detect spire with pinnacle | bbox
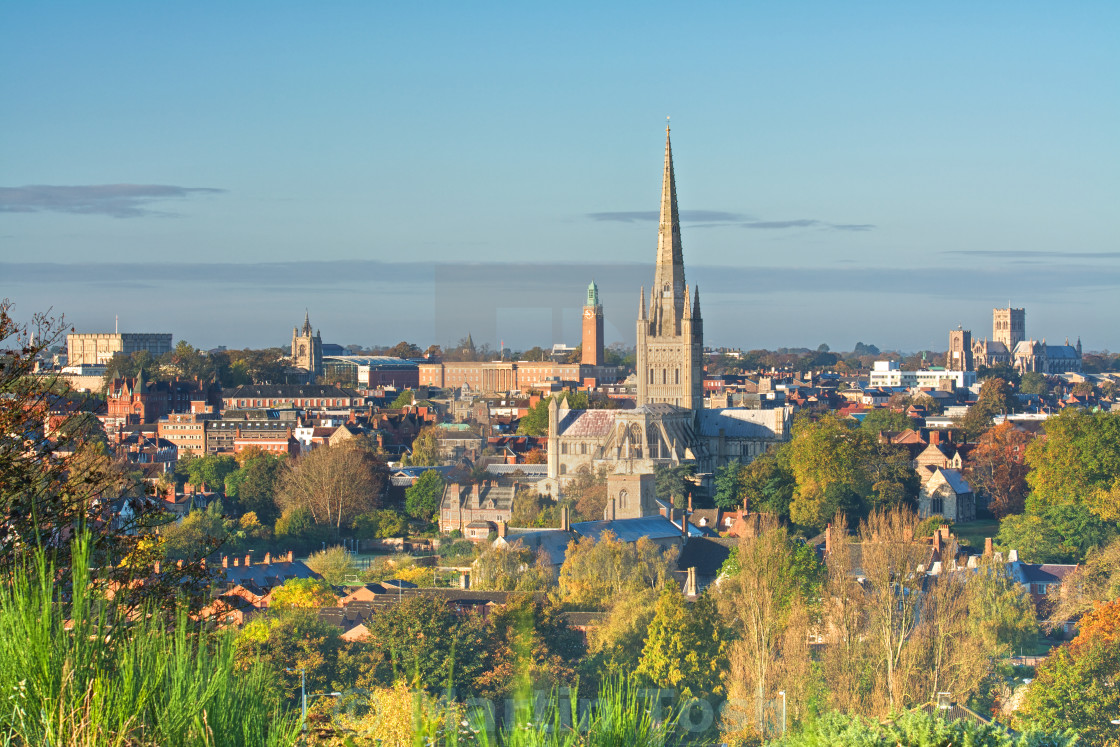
[302,309,312,335]
[651,122,686,335]
[638,286,647,321]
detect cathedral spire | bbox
[693,286,701,319]
[302,309,312,335]
[652,123,686,334]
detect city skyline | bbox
[3,2,1119,350]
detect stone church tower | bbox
[581,281,605,366]
[291,311,323,377]
[636,126,704,411]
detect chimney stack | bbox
[497,521,507,539]
[825,522,832,556]
[153,561,161,575]
[685,566,697,597]
[264,552,271,565]
[933,529,942,556]
[560,505,570,532]
[286,550,294,563]
[1008,549,1019,563]
[177,559,184,569]
[222,556,229,569]
[245,554,251,567]
[983,537,993,556]
[233,557,240,567]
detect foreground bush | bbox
[0,538,300,746]
[774,709,1077,747]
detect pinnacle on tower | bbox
[693,286,701,318]
[638,286,646,321]
[302,309,312,335]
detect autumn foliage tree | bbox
[964,421,1034,518]
[558,531,677,609]
[275,442,387,532]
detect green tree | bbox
[471,541,552,591]
[475,597,585,699]
[268,577,338,609]
[351,508,408,538]
[1019,600,1120,745]
[635,589,725,698]
[997,498,1118,564]
[586,587,659,682]
[655,463,697,509]
[978,376,1015,415]
[713,459,744,510]
[407,426,441,466]
[235,608,344,703]
[161,502,230,561]
[390,389,414,407]
[405,469,445,521]
[558,531,677,609]
[1019,371,1050,396]
[517,397,552,436]
[350,595,485,694]
[966,558,1039,655]
[859,408,916,434]
[1025,408,1120,522]
[739,451,796,517]
[304,546,359,586]
[224,451,284,524]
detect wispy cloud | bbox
[587,210,874,232]
[0,184,226,218]
[942,249,1120,260]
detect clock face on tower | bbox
[584,309,594,318]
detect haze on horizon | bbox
[2,2,1118,353]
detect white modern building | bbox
[867,360,976,391]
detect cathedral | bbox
[541,127,791,503]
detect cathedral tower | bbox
[581,281,605,366]
[291,310,323,377]
[636,126,704,410]
[993,307,1025,351]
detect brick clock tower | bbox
[581,281,605,366]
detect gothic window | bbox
[299,344,306,356]
[580,442,587,455]
[649,369,654,385]
[618,489,628,508]
[675,368,680,385]
[628,423,643,458]
[662,369,667,385]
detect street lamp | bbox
[285,668,342,736]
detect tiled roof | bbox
[558,409,617,437]
[676,537,737,578]
[572,515,703,543]
[935,468,972,495]
[498,529,577,566]
[1022,563,1078,584]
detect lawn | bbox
[952,519,1000,550]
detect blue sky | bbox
[3,2,1118,352]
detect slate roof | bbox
[1021,563,1078,584]
[696,408,781,438]
[498,529,578,566]
[219,560,320,590]
[935,468,972,495]
[571,515,704,543]
[486,464,549,477]
[676,537,737,578]
[557,409,616,437]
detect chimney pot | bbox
[222,556,229,569]
[153,561,161,575]
[245,554,251,566]
[264,552,271,564]
[176,559,184,569]
[983,537,993,556]
[233,558,239,567]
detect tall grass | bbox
[0,536,301,747]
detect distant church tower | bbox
[948,326,973,371]
[291,310,323,377]
[636,125,704,410]
[581,281,605,366]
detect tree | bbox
[1025,408,1120,522]
[739,451,795,517]
[390,389,414,408]
[517,397,551,436]
[304,546,359,585]
[565,466,608,521]
[224,451,284,525]
[351,508,408,538]
[235,608,344,701]
[997,498,1118,564]
[405,469,445,521]
[268,577,338,609]
[350,595,485,694]
[636,589,725,698]
[859,408,916,434]
[471,541,552,591]
[161,502,230,561]
[717,517,818,733]
[558,531,678,609]
[713,459,744,509]
[407,426,441,466]
[475,597,585,699]
[509,488,555,527]
[1020,371,1050,396]
[655,463,697,509]
[387,341,422,359]
[1049,535,1120,625]
[859,506,931,712]
[978,376,1015,416]
[785,415,917,530]
[587,587,660,682]
[964,422,1033,518]
[966,558,1039,655]
[275,442,387,532]
[1019,599,1120,745]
